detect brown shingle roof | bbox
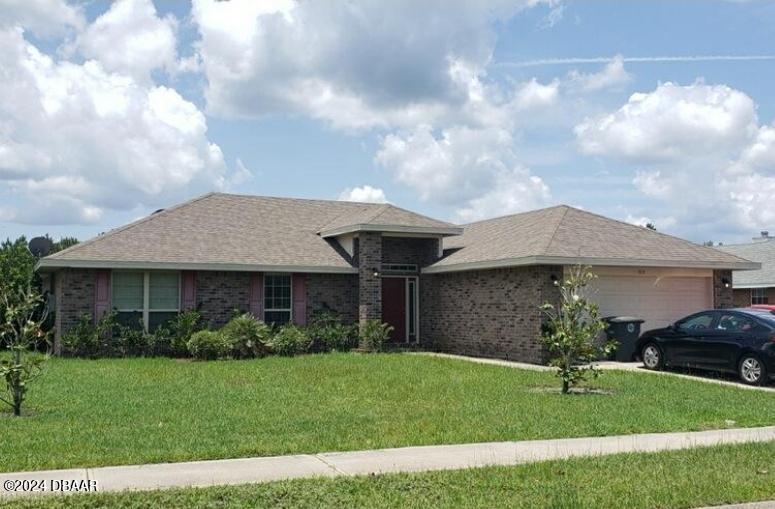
[42,193,369,271]
[41,193,460,272]
[318,202,461,237]
[426,205,757,272]
[40,197,756,273]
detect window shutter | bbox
[94,270,111,323]
[181,271,197,310]
[249,273,264,319]
[292,274,307,326]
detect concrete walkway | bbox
[415,352,775,392]
[2,426,774,498]
[697,503,775,509]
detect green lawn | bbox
[5,442,775,509]
[1,353,773,473]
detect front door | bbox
[381,277,407,343]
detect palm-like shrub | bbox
[221,313,271,358]
[358,320,393,353]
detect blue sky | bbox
[2,0,775,245]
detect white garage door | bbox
[591,275,713,332]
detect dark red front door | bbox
[381,277,406,343]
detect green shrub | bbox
[186,330,231,360]
[268,325,311,356]
[113,319,152,357]
[307,310,357,352]
[62,311,117,357]
[221,313,271,358]
[153,310,202,357]
[358,320,393,353]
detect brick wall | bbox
[195,271,251,328]
[420,265,562,364]
[358,232,382,324]
[732,289,750,307]
[381,237,438,268]
[713,269,734,309]
[306,273,358,323]
[53,268,96,351]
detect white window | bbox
[264,274,292,326]
[112,271,180,331]
[751,287,768,305]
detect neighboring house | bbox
[717,233,775,307]
[37,193,757,363]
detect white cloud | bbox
[0,27,227,224]
[338,185,388,203]
[190,0,550,129]
[575,81,775,240]
[0,0,84,37]
[71,0,177,81]
[575,81,758,163]
[376,124,549,221]
[568,55,632,92]
[513,78,560,110]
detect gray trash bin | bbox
[603,316,645,362]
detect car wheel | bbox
[738,355,767,385]
[641,343,663,370]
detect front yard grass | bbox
[2,353,773,473]
[5,442,775,509]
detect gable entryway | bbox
[381,275,419,343]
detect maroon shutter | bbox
[292,274,307,326]
[94,270,111,323]
[181,271,197,311]
[249,273,264,319]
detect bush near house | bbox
[358,319,394,352]
[268,324,312,356]
[187,330,232,360]
[60,309,379,361]
[220,313,272,358]
[62,310,203,358]
[307,310,358,352]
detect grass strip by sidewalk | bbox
[5,441,775,509]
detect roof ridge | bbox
[316,202,380,233]
[459,204,569,227]
[45,192,217,260]
[362,203,393,224]
[554,207,755,264]
[538,205,570,256]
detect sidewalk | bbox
[2,426,774,498]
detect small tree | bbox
[0,285,50,416]
[540,265,610,394]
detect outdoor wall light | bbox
[372,268,380,278]
[550,274,559,285]
[721,277,731,289]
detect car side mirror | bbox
[668,323,677,331]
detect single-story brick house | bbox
[718,233,775,307]
[37,193,757,363]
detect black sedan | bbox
[635,308,775,385]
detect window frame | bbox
[676,312,716,333]
[112,271,181,331]
[751,287,768,305]
[263,273,293,325]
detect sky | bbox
[1,0,775,246]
